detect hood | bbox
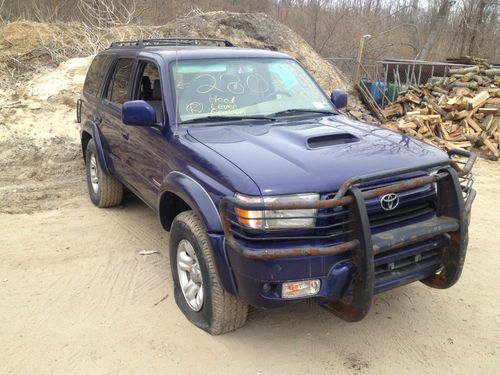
[187,115,449,195]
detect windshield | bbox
[171,58,335,123]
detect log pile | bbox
[382,64,500,160]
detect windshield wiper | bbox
[181,115,276,125]
[269,108,337,117]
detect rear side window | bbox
[83,54,112,97]
[106,58,134,106]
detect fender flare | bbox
[159,171,223,232]
[83,120,112,176]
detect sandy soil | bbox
[0,57,499,374]
[0,159,498,374]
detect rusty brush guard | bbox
[220,150,476,321]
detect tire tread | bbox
[176,211,248,335]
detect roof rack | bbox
[109,37,235,49]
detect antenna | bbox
[174,12,180,137]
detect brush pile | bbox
[382,64,500,160]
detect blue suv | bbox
[77,38,476,334]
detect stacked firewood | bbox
[382,65,500,160]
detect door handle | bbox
[121,132,129,140]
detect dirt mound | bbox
[0,12,348,92]
[161,11,348,92]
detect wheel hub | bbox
[89,153,99,194]
[177,239,204,311]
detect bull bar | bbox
[219,149,476,322]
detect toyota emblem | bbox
[380,193,399,211]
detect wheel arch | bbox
[158,171,222,233]
[81,120,111,175]
[81,130,92,162]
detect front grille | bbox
[325,181,437,234]
[368,201,435,231]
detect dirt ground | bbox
[0,158,498,374]
[0,57,499,374]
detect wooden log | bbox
[486,98,500,105]
[431,91,445,98]
[449,66,480,75]
[481,114,494,132]
[423,96,448,117]
[485,103,500,110]
[467,91,490,110]
[454,87,473,97]
[406,110,421,116]
[382,122,399,131]
[466,117,483,133]
[398,121,418,129]
[478,108,499,114]
[474,113,485,121]
[432,86,449,95]
[484,68,500,76]
[463,134,482,146]
[486,88,500,97]
[382,103,404,118]
[449,81,478,90]
[438,123,451,140]
[471,75,484,85]
[444,141,470,151]
[484,139,499,157]
[445,110,468,121]
[453,141,472,148]
[404,92,422,104]
[485,118,500,136]
[461,72,475,82]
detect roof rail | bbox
[109,37,235,49]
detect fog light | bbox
[282,279,321,299]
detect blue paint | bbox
[78,44,464,311]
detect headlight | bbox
[235,193,319,230]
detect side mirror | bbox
[330,89,348,109]
[122,100,156,126]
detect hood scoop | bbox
[307,133,359,149]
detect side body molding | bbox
[159,171,223,232]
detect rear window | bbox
[83,54,112,97]
[105,58,134,106]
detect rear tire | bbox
[170,211,248,335]
[85,139,123,208]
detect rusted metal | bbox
[323,186,374,322]
[421,167,468,289]
[227,239,359,260]
[362,175,437,200]
[372,216,459,255]
[448,149,477,177]
[333,149,476,200]
[226,195,352,211]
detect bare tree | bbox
[77,0,137,27]
[420,0,453,60]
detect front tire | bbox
[85,139,123,208]
[170,211,248,335]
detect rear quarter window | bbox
[83,54,112,97]
[105,58,134,106]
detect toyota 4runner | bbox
[77,38,476,335]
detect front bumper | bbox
[219,150,476,320]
